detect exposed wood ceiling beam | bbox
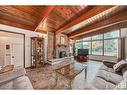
[55,6,114,34]
[36,29,47,34]
[69,10,127,39]
[72,23,127,40]
[34,6,55,32]
[56,6,95,31]
[47,17,61,26]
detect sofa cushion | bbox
[99,65,115,73]
[106,81,116,89]
[122,66,127,81]
[0,68,26,85]
[92,77,107,89]
[13,76,33,89]
[113,60,127,72]
[89,61,125,90]
[96,68,123,85]
[99,65,109,71]
[96,69,107,80]
[107,71,123,85]
[103,61,116,68]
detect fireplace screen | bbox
[59,51,66,58]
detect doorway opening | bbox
[0,30,25,68]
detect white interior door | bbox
[5,44,11,66]
[0,43,12,66]
[11,44,24,67]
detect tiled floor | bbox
[26,60,102,89]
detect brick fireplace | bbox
[55,33,69,58]
[47,32,70,60]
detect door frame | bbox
[0,30,25,68]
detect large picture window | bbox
[83,41,91,54]
[104,31,119,57]
[75,42,83,55]
[74,30,120,57]
[104,39,118,56]
[91,34,103,55]
[92,34,103,40]
[75,42,82,49]
[92,41,103,55]
[104,31,119,39]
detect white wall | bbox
[0,24,47,68]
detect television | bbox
[78,49,89,55]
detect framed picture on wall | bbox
[60,36,65,44]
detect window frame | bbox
[82,40,92,55]
[103,37,120,57]
[74,30,121,57]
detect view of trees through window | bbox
[92,41,103,55]
[104,39,118,56]
[75,42,83,55]
[75,30,120,57]
[83,42,91,54]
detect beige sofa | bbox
[85,61,127,89]
[0,67,33,89]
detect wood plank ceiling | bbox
[37,5,90,33]
[0,5,127,39]
[0,6,47,31]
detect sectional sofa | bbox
[85,61,127,89]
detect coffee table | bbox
[55,63,87,89]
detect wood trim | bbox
[0,29,24,35]
[36,29,47,34]
[71,24,121,40]
[23,34,25,68]
[56,6,114,34]
[69,10,127,39]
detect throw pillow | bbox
[113,60,127,72]
[103,60,116,68]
